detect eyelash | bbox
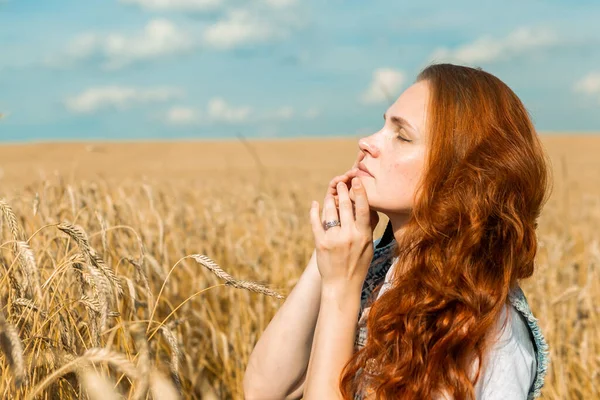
[395,129,412,142]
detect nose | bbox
[358,135,380,158]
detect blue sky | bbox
[1,0,600,142]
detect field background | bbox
[0,135,598,399]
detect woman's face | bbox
[351,80,430,216]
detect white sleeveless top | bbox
[357,257,538,399]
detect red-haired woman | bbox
[244,63,551,400]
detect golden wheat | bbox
[0,137,597,398]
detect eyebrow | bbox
[383,113,419,134]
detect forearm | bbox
[304,284,362,399]
[244,249,322,397]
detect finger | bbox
[339,172,358,198]
[328,172,355,210]
[323,194,340,227]
[351,177,371,231]
[330,174,352,207]
[344,172,355,190]
[327,176,341,193]
[327,174,351,196]
[324,197,340,220]
[324,176,342,221]
[326,178,343,206]
[324,181,341,220]
[336,181,354,229]
[347,172,360,202]
[322,200,341,223]
[310,201,324,241]
[348,187,378,231]
[345,168,360,188]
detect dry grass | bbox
[0,136,598,398]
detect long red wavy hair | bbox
[338,63,553,399]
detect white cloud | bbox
[49,4,303,69]
[65,34,99,60]
[207,98,252,123]
[278,106,294,119]
[261,106,321,121]
[49,19,194,70]
[164,102,320,125]
[165,98,252,125]
[263,106,294,120]
[574,72,600,95]
[429,27,559,65]
[203,9,286,49]
[263,0,297,8]
[120,0,293,12]
[101,19,193,69]
[166,106,199,124]
[304,107,320,119]
[65,86,183,114]
[361,68,406,104]
[120,0,222,12]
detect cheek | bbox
[388,158,423,185]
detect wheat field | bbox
[0,136,598,399]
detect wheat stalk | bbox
[27,347,140,399]
[160,325,182,393]
[32,192,40,217]
[130,324,150,400]
[191,254,285,299]
[125,257,154,319]
[150,368,181,400]
[78,369,121,400]
[15,241,43,300]
[0,199,24,241]
[0,139,594,399]
[0,312,26,387]
[12,298,48,319]
[57,222,123,296]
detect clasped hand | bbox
[310,173,374,292]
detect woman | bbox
[243,63,551,399]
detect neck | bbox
[386,212,412,245]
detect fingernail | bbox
[352,178,361,188]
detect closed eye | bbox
[395,128,412,143]
[384,113,414,143]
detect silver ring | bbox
[323,220,341,231]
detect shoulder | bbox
[474,303,537,399]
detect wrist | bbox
[320,282,362,304]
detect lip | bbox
[357,162,373,177]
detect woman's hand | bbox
[324,151,379,233]
[310,176,375,292]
